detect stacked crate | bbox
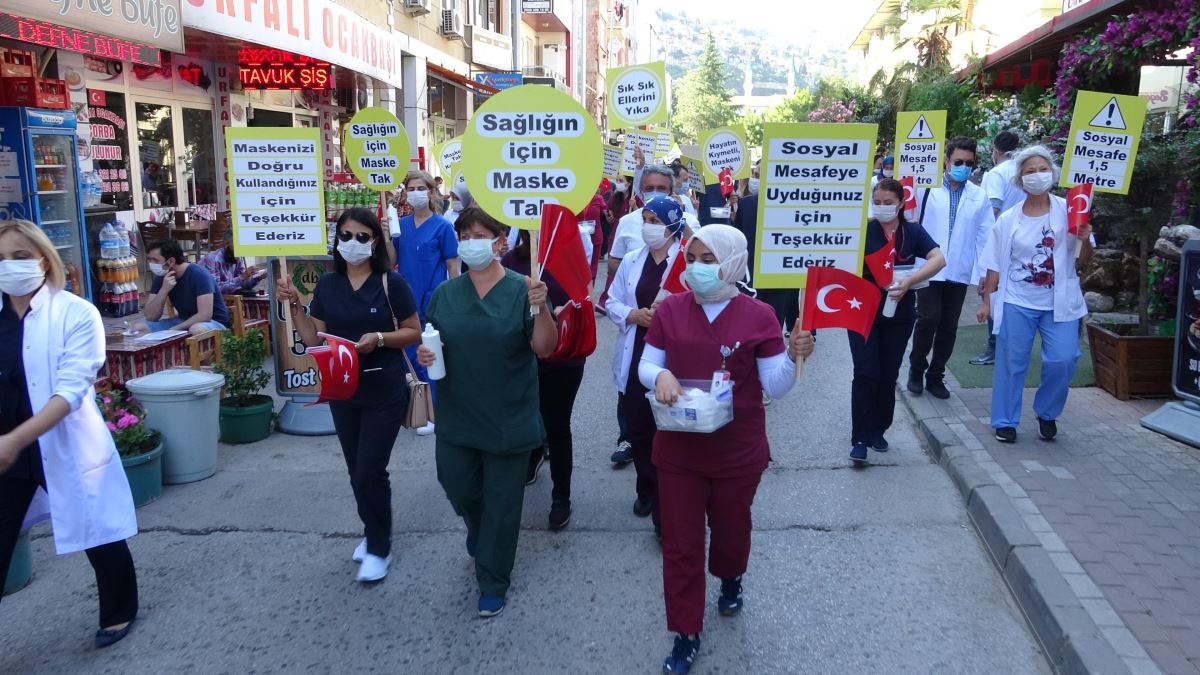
[0,48,68,110]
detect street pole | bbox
[511,0,522,72]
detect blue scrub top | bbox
[392,213,458,319]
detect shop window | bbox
[429,77,458,120]
[135,102,177,209]
[87,90,133,211]
[182,108,217,207]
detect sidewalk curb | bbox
[898,388,1130,675]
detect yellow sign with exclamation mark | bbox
[1061,90,1148,195]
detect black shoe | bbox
[869,435,889,452]
[95,621,134,649]
[994,427,1017,443]
[1037,417,1057,441]
[925,378,950,400]
[663,634,701,674]
[526,451,545,486]
[610,440,634,466]
[969,349,995,365]
[549,499,571,530]
[850,442,869,465]
[907,371,924,395]
[718,576,744,617]
[634,498,653,518]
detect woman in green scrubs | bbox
[417,206,558,618]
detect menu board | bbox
[87,89,132,210]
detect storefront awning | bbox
[429,63,499,96]
[978,0,1138,72]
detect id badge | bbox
[711,369,731,394]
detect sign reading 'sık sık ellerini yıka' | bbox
[227,127,327,256]
[753,123,877,289]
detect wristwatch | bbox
[376,332,385,348]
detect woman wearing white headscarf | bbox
[637,224,815,675]
[977,145,1093,444]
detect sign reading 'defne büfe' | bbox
[461,85,603,230]
[227,127,327,256]
[9,0,183,52]
[753,123,877,289]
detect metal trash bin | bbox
[126,368,225,484]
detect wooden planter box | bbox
[1086,322,1174,400]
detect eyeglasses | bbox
[337,231,373,244]
[951,159,975,167]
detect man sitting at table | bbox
[201,229,265,296]
[138,239,231,335]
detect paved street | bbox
[2,289,1048,674]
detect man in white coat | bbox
[907,138,996,399]
[970,130,1024,365]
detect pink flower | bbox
[116,414,139,429]
[106,421,118,432]
[102,396,112,405]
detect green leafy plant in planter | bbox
[213,329,274,444]
[96,387,163,507]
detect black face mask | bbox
[223,245,236,264]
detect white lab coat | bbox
[11,286,137,554]
[606,240,682,394]
[913,180,995,284]
[981,195,1088,334]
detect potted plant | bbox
[214,329,274,444]
[96,387,164,507]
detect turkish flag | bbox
[306,333,360,404]
[801,266,882,339]
[900,176,917,211]
[538,205,590,304]
[864,242,896,289]
[1067,183,1093,236]
[659,238,689,295]
[719,167,734,197]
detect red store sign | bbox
[0,13,161,67]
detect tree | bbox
[672,33,736,144]
[882,0,964,71]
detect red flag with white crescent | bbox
[900,176,917,212]
[801,266,881,339]
[660,238,689,295]
[864,241,896,289]
[719,167,734,198]
[1067,183,1093,236]
[306,333,360,404]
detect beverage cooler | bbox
[0,106,89,298]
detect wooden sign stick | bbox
[280,257,295,343]
[794,288,806,380]
[529,229,541,316]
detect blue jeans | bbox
[145,317,227,333]
[991,304,1080,429]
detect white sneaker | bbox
[352,538,367,563]
[356,553,390,582]
[416,422,436,436]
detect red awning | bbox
[978,0,1139,72]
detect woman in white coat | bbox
[606,196,685,537]
[977,147,1093,444]
[0,219,139,648]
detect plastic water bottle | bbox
[882,283,899,318]
[99,221,119,260]
[115,221,130,257]
[421,323,446,380]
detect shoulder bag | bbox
[381,273,434,428]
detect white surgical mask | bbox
[641,223,669,249]
[748,177,760,195]
[882,169,894,178]
[337,239,374,265]
[459,238,497,269]
[408,190,430,210]
[0,259,46,296]
[149,262,167,277]
[873,204,900,222]
[1021,171,1054,195]
[615,183,628,193]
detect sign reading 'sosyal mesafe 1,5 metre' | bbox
[461,85,603,230]
[227,127,327,256]
[894,110,946,189]
[753,123,877,289]
[1061,90,1148,195]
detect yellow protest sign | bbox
[699,126,750,183]
[603,145,622,179]
[622,131,657,176]
[606,61,669,129]
[227,127,327,256]
[435,138,463,178]
[461,85,603,229]
[894,110,946,189]
[1061,90,1148,194]
[343,107,410,192]
[753,123,877,289]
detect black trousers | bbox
[848,317,917,444]
[530,365,585,501]
[758,289,800,332]
[329,396,406,558]
[618,378,659,527]
[0,473,138,629]
[910,281,969,381]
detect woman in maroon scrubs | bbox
[640,224,815,675]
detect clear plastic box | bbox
[645,379,734,433]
